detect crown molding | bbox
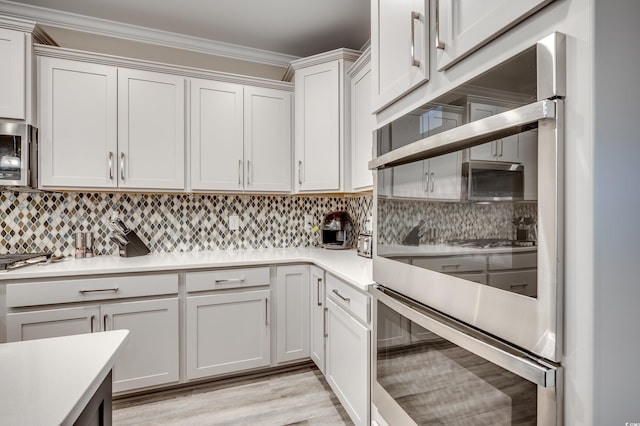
[347,46,371,78]
[282,48,362,82]
[0,0,299,67]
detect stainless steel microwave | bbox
[0,122,37,188]
[462,160,524,201]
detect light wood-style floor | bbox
[113,365,353,426]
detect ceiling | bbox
[1,0,371,62]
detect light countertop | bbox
[0,330,129,426]
[0,248,374,291]
[377,243,537,257]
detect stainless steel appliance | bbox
[462,160,524,201]
[321,211,354,249]
[369,32,565,425]
[356,232,373,258]
[0,122,37,188]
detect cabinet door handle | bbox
[108,152,113,180]
[214,277,245,284]
[441,264,461,270]
[430,172,435,192]
[265,298,269,326]
[103,314,108,331]
[510,283,528,289]
[238,159,243,186]
[499,140,504,157]
[120,152,125,180]
[423,170,429,192]
[323,307,328,337]
[317,278,323,307]
[247,160,251,186]
[79,288,119,294]
[410,11,422,67]
[90,315,96,333]
[298,160,303,185]
[332,289,350,303]
[435,0,445,49]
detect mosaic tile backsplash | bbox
[1,191,373,257]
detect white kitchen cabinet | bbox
[468,103,519,162]
[190,80,291,192]
[347,49,374,192]
[243,86,292,192]
[118,68,185,190]
[6,297,180,394]
[102,298,179,393]
[275,265,310,363]
[371,0,429,112]
[0,28,25,120]
[435,0,557,70]
[292,49,359,193]
[186,290,271,380]
[309,265,326,373]
[39,58,185,190]
[39,57,118,188]
[325,297,370,426]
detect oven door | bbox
[370,285,561,426]
[371,32,564,362]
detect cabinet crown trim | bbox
[283,48,361,81]
[0,15,56,45]
[34,45,294,91]
[346,47,371,78]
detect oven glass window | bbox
[376,301,537,425]
[376,46,539,298]
[0,134,23,181]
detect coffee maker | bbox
[321,211,354,249]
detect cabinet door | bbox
[244,86,292,192]
[350,61,374,191]
[118,69,185,190]
[371,0,429,112]
[295,61,340,192]
[186,290,270,380]
[390,114,427,198]
[190,79,244,191]
[427,151,461,200]
[276,265,310,363]
[6,305,99,342]
[0,28,25,119]
[325,298,370,426]
[39,57,118,188]
[102,298,179,393]
[309,265,325,373]
[436,0,556,70]
[468,103,519,162]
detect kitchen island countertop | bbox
[0,330,129,425]
[0,248,374,291]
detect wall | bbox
[0,191,372,257]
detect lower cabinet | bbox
[6,298,179,393]
[185,290,271,380]
[275,265,310,363]
[309,265,326,373]
[325,297,370,426]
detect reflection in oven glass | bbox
[377,313,537,425]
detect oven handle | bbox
[369,285,558,387]
[369,99,557,170]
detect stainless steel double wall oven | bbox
[369,33,565,425]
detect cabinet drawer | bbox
[412,255,486,273]
[186,267,270,292]
[488,252,537,270]
[325,273,370,324]
[488,270,537,297]
[6,273,178,308]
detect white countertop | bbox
[377,243,537,257]
[0,248,374,291]
[0,330,129,426]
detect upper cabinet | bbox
[371,0,429,113]
[0,28,25,120]
[347,49,374,192]
[289,49,360,193]
[39,57,185,190]
[190,80,292,193]
[435,0,557,70]
[0,17,55,123]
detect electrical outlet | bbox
[304,215,314,231]
[229,215,239,231]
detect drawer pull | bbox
[510,283,528,289]
[79,288,119,294]
[214,278,245,284]
[90,315,96,333]
[332,289,350,303]
[441,264,461,269]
